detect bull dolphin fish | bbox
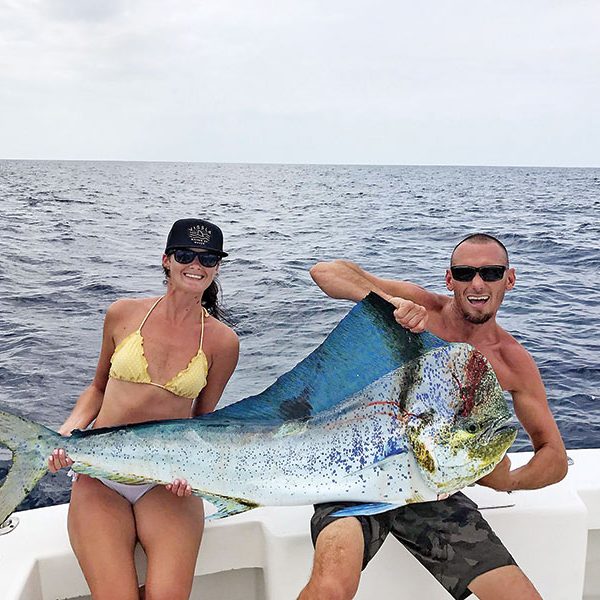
[0,294,517,525]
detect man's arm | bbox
[310,260,445,333]
[478,347,568,491]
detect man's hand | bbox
[388,297,428,333]
[477,456,515,492]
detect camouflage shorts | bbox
[311,492,517,600]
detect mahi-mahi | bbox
[0,294,517,524]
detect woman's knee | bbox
[143,579,194,600]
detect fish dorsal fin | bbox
[68,418,194,438]
[198,293,449,426]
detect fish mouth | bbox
[481,415,517,445]
[455,418,517,481]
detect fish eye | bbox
[465,422,479,434]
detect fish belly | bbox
[66,391,440,507]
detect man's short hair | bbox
[451,234,509,266]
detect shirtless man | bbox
[299,233,568,600]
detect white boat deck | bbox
[1,449,599,600]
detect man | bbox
[299,233,567,600]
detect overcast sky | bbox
[1,0,599,166]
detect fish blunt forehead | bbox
[450,237,509,267]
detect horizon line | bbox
[0,157,599,169]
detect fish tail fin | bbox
[0,410,59,525]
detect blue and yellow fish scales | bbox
[0,294,516,523]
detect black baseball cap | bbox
[165,219,228,257]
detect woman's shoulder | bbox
[208,317,239,349]
[105,296,162,323]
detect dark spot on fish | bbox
[394,358,421,410]
[279,388,313,420]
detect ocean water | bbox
[0,160,598,511]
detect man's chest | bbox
[428,316,516,392]
[480,353,515,392]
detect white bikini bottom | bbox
[69,469,158,504]
[97,478,157,504]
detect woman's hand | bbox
[166,478,193,497]
[47,448,74,473]
[48,425,76,474]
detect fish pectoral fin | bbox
[193,489,260,520]
[331,502,402,517]
[345,449,407,477]
[273,421,309,438]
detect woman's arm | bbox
[192,325,240,417]
[48,301,120,472]
[57,384,105,435]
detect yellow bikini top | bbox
[109,297,208,399]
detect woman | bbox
[48,218,239,600]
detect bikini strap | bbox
[200,307,209,350]
[138,296,164,331]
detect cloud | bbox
[42,0,127,23]
[0,0,599,165]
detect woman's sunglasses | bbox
[450,265,507,282]
[171,249,221,268]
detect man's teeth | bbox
[184,273,204,280]
[468,296,489,302]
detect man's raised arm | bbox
[310,260,443,334]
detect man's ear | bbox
[505,267,516,291]
[445,269,454,291]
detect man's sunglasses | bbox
[450,265,507,282]
[171,249,221,268]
